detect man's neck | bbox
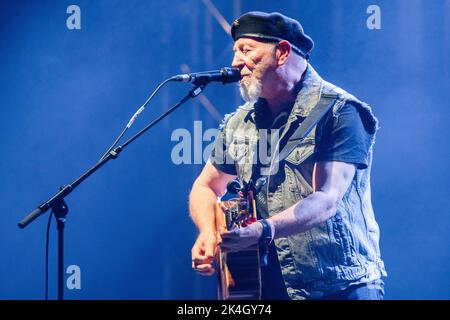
[262,77,303,117]
[260,63,307,117]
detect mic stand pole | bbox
[18,83,207,300]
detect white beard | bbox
[239,75,262,103]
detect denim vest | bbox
[219,65,387,299]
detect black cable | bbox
[45,210,54,300]
[98,77,174,162]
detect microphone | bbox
[170,67,242,85]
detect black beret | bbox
[231,11,314,59]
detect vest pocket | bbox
[329,213,359,267]
[228,136,251,164]
[284,137,315,166]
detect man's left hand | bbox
[219,222,263,253]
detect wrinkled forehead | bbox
[232,37,277,51]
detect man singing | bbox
[189,11,386,300]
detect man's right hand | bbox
[191,231,218,276]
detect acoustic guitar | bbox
[215,180,262,300]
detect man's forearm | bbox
[268,191,338,239]
[189,182,219,234]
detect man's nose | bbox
[231,52,245,69]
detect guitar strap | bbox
[265,92,339,175]
[250,92,339,213]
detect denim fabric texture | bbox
[213,65,387,299]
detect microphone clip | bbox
[170,67,241,86]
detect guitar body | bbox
[215,196,262,300]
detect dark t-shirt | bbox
[210,100,373,299]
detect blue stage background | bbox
[0,0,448,299]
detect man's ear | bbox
[276,40,291,66]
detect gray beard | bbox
[239,76,262,103]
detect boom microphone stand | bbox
[18,82,207,300]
